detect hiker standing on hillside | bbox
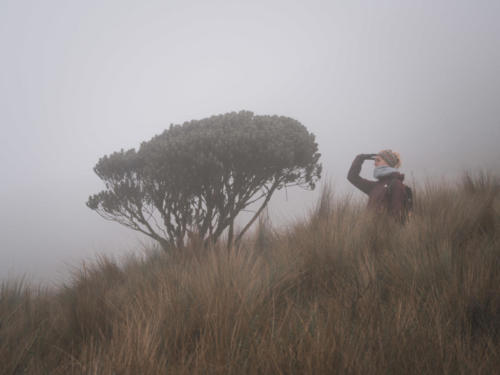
[347,150,410,222]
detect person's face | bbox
[374,155,389,167]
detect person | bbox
[347,150,408,222]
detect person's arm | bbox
[347,154,376,195]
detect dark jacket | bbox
[347,155,407,218]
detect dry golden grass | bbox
[1,173,499,374]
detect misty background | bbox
[1,0,499,284]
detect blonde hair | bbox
[378,149,401,168]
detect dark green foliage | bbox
[87,111,321,249]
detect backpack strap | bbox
[385,178,408,207]
[385,178,399,196]
[386,179,413,222]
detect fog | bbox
[1,0,499,284]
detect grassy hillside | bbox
[1,174,499,374]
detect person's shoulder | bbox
[388,174,406,189]
[390,172,405,183]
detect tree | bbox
[87,111,321,250]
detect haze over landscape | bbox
[1,0,499,284]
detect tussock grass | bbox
[1,173,500,374]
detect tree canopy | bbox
[87,111,321,250]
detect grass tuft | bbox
[2,173,500,374]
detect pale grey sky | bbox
[1,0,499,284]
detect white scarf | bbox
[373,165,398,180]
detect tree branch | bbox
[234,180,280,246]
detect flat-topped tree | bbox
[87,111,321,250]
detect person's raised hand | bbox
[357,153,377,160]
